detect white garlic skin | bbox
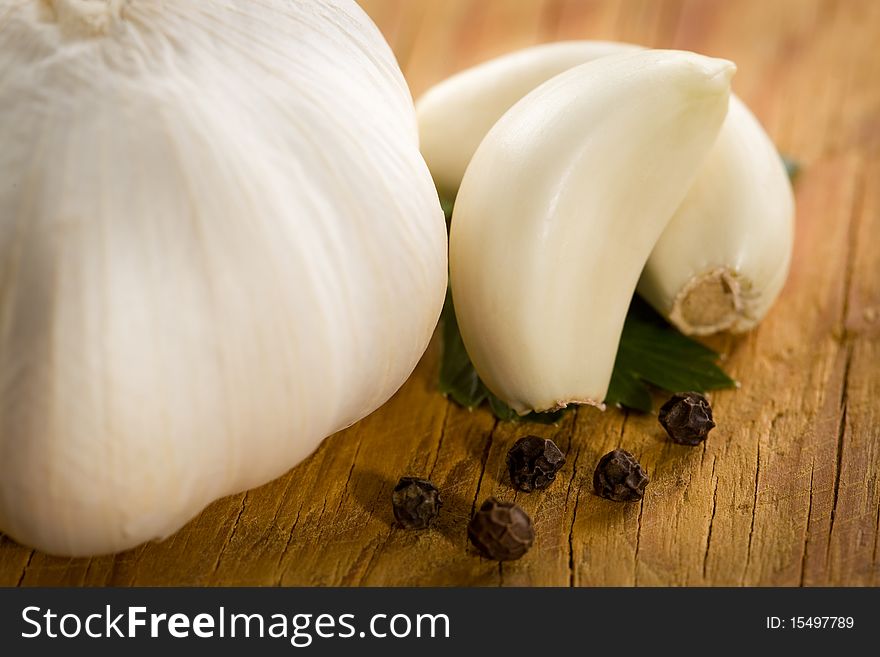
[450,51,733,414]
[0,0,447,556]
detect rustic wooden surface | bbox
[1,0,878,586]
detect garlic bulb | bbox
[450,51,734,414]
[0,0,446,556]
[419,41,794,336]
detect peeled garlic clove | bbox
[0,0,446,556]
[416,41,641,196]
[449,51,734,414]
[418,41,795,336]
[637,96,795,334]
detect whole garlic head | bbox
[0,0,446,556]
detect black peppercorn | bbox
[658,392,716,446]
[391,477,442,529]
[467,498,534,560]
[506,435,566,492]
[593,449,649,502]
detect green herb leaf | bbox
[486,391,518,421]
[604,297,736,411]
[781,154,801,181]
[440,193,455,223]
[606,365,654,413]
[439,291,571,423]
[439,291,735,418]
[439,289,487,410]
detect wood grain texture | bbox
[1,0,878,586]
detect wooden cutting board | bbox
[2,0,878,586]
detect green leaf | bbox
[439,289,487,409]
[439,290,570,423]
[439,193,455,225]
[439,290,735,418]
[781,154,801,182]
[606,365,654,413]
[604,298,736,411]
[486,392,519,421]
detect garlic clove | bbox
[449,50,734,414]
[637,96,795,334]
[416,40,642,197]
[418,41,794,337]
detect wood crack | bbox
[702,459,718,580]
[428,403,451,479]
[470,419,498,517]
[560,408,581,587]
[634,500,644,587]
[565,436,582,585]
[816,151,864,582]
[799,462,815,586]
[16,550,34,587]
[615,411,644,585]
[567,481,582,587]
[274,505,303,584]
[265,469,300,533]
[334,436,365,516]
[744,442,761,584]
[826,343,852,566]
[211,492,248,575]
